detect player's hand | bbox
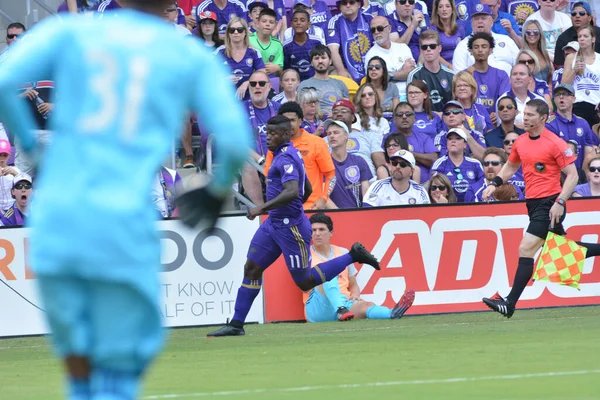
[482,185,496,202]
[37,102,53,116]
[19,89,39,100]
[499,19,513,33]
[246,206,263,220]
[175,186,226,231]
[549,202,565,229]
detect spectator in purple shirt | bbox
[452,71,493,134]
[572,157,600,198]
[388,0,431,61]
[283,9,321,81]
[196,0,247,36]
[434,100,487,159]
[405,80,442,140]
[298,88,324,135]
[308,0,332,33]
[430,0,465,69]
[0,173,31,227]
[95,0,121,13]
[464,147,524,202]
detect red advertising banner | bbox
[263,199,600,322]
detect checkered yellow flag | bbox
[534,232,587,290]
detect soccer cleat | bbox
[349,242,380,270]
[482,292,515,318]
[391,288,415,319]
[175,186,225,230]
[206,321,245,337]
[336,306,354,321]
[183,155,196,169]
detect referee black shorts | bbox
[526,194,566,239]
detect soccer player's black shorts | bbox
[526,194,566,239]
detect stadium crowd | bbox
[1,0,600,225]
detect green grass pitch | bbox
[1,306,599,400]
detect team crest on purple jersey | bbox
[345,165,360,183]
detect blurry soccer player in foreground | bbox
[0,1,252,398]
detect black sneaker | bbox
[482,292,515,318]
[391,288,415,319]
[349,243,380,270]
[206,320,245,337]
[336,306,354,321]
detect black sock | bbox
[576,242,600,258]
[229,319,244,329]
[506,257,534,306]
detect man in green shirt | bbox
[249,8,284,77]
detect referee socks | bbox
[506,257,534,306]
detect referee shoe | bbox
[482,292,515,318]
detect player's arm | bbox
[260,179,300,212]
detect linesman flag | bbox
[534,232,587,290]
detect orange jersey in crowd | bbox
[508,128,575,199]
[264,129,335,209]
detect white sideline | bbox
[143,370,600,399]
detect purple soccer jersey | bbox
[215,45,265,98]
[330,153,373,208]
[327,13,374,82]
[413,111,443,140]
[546,113,598,169]
[533,78,550,98]
[464,178,525,202]
[283,36,321,81]
[508,165,524,189]
[474,66,511,115]
[435,128,487,157]
[405,131,438,183]
[574,183,593,197]
[361,2,385,16]
[463,103,493,134]
[310,0,332,33]
[95,0,120,12]
[431,25,465,63]
[245,99,280,155]
[431,156,484,202]
[0,204,25,227]
[387,12,431,61]
[196,0,247,35]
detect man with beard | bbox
[298,45,349,118]
[464,147,524,202]
[1,173,31,227]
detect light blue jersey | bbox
[0,11,252,284]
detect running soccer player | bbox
[482,99,600,318]
[207,116,381,337]
[0,1,252,399]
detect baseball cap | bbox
[563,41,580,52]
[247,0,269,11]
[442,100,464,111]
[198,10,217,22]
[471,3,492,17]
[293,0,313,8]
[323,119,350,134]
[554,83,575,96]
[446,128,468,141]
[332,99,356,113]
[0,139,11,155]
[571,1,592,15]
[389,149,416,168]
[12,173,32,189]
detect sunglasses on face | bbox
[518,59,535,65]
[340,0,358,6]
[396,0,416,4]
[503,139,516,145]
[497,104,515,111]
[370,25,389,34]
[525,29,540,36]
[394,111,415,117]
[590,166,600,173]
[483,160,502,167]
[443,109,463,116]
[361,91,376,98]
[368,64,383,71]
[571,11,588,16]
[386,142,401,149]
[228,27,245,34]
[249,80,268,87]
[391,159,410,168]
[6,33,20,39]
[542,0,555,2]
[430,185,447,191]
[420,43,438,50]
[14,183,32,190]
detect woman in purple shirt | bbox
[430,0,465,69]
[407,80,443,140]
[572,158,600,198]
[214,18,266,100]
[452,71,493,134]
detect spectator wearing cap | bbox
[327,0,374,83]
[263,102,335,210]
[195,11,224,48]
[546,83,598,172]
[552,41,578,90]
[388,0,431,61]
[363,150,430,206]
[453,3,518,75]
[364,16,415,100]
[464,147,524,202]
[323,119,372,208]
[328,99,386,179]
[523,0,572,61]
[387,102,438,183]
[407,30,455,112]
[0,140,20,211]
[283,0,327,44]
[434,101,487,159]
[247,0,268,33]
[283,10,322,81]
[497,63,544,127]
[196,0,247,37]
[486,95,525,148]
[0,173,31,227]
[249,8,284,77]
[554,2,600,68]
[474,0,522,47]
[431,128,484,202]
[298,45,349,117]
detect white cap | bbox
[563,41,580,52]
[323,119,350,135]
[389,149,416,168]
[446,128,468,141]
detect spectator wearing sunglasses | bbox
[164,1,192,35]
[502,131,525,188]
[283,9,322,81]
[365,56,400,123]
[435,100,487,159]
[388,0,431,61]
[427,173,457,203]
[364,16,415,101]
[521,20,553,83]
[464,147,524,202]
[363,149,430,206]
[516,49,553,109]
[0,23,26,63]
[486,95,525,147]
[407,30,455,112]
[572,157,600,197]
[523,0,572,61]
[195,0,247,37]
[554,2,600,68]
[0,173,31,227]
[431,127,484,202]
[327,0,374,83]
[378,133,422,181]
